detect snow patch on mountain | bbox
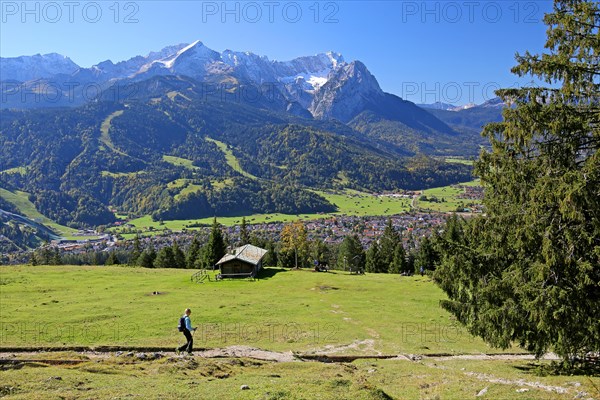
[0,53,79,82]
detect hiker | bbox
[420,266,424,276]
[176,308,196,355]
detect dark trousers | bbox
[178,329,193,353]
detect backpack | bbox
[177,316,186,332]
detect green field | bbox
[415,180,481,212]
[0,188,78,238]
[162,155,198,170]
[1,266,596,399]
[120,190,412,234]
[0,166,27,175]
[100,170,145,178]
[444,157,475,166]
[0,266,491,354]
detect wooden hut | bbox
[215,244,268,279]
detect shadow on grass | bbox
[514,360,600,378]
[257,267,289,280]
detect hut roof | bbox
[216,244,268,266]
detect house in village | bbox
[216,244,268,279]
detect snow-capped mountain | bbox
[418,101,478,112]
[417,102,458,111]
[479,97,505,108]
[1,41,352,116]
[85,43,189,81]
[0,53,79,82]
[131,41,345,104]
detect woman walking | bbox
[176,308,196,355]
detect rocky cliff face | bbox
[309,61,385,122]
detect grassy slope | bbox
[0,188,77,238]
[1,265,496,355]
[0,356,590,400]
[99,110,128,156]
[0,166,27,175]
[205,137,259,180]
[162,155,198,170]
[2,266,596,400]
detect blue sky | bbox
[1,1,553,105]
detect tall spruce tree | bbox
[337,234,365,271]
[379,218,401,272]
[172,241,186,269]
[186,235,201,269]
[239,217,250,245]
[390,242,407,274]
[202,217,226,268]
[434,0,599,365]
[130,235,142,266]
[365,241,385,273]
[154,246,175,268]
[414,236,438,273]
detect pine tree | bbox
[105,251,120,266]
[390,242,406,274]
[379,218,401,273]
[130,235,142,266]
[186,235,201,269]
[239,217,250,245]
[50,247,61,265]
[435,0,600,366]
[310,238,331,265]
[202,217,226,269]
[138,249,155,268]
[172,241,186,269]
[337,234,365,272]
[414,236,438,274]
[154,246,175,268]
[263,240,278,267]
[365,241,385,273]
[137,245,157,268]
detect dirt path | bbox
[0,346,560,364]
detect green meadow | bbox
[120,190,412,235]
[0,188,78,238]
[1,265,487,354]
[414,180,482,212]
[1,266,597,400]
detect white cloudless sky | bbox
[0,1,554,104]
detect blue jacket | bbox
[183,315,193,331]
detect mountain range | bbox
[0,41,502,230]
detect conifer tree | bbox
[202,217,226,268]
[365,241,385,273]
[379,218,401,272]
[239,217,250,245]
[390,242,406,274]
[130,235,142,266]
[337,234,365,271]
[435,0,599,366]
[186,235,201,269]
[154,246,175,268]
[172,241,186,269]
